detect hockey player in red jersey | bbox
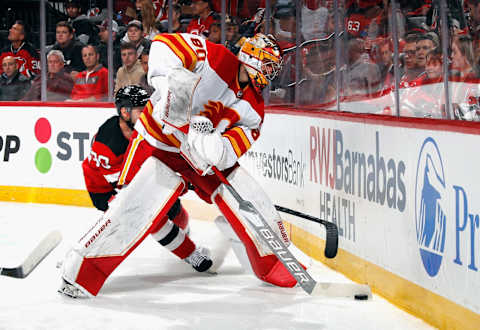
[82,85,188,234]
[59,33,310,298]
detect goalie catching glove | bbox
[180,116,231,175]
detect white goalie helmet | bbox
[238,33,283,92]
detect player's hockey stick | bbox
[213,167,371,298]
[274,205,338,259]
[0,230,62,279]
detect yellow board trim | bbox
[283,222,480,330]
[0,185,92,207]
[1,185,478,329]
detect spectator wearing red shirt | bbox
[187,0,218,38]
[0,20,40,79]
[345,0,384,39]
[70,45,109,102]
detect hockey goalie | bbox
[59,32,310,298]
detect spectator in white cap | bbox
[122,20,151,59]
[97,19,122,73]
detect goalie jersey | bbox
[82,116,129,211]
[136,33,263,163]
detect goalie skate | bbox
[58,279,90,299]
[185,246,213,272]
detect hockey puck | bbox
[354,294,368,300]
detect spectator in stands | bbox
[416,33,438,72]
[0,20,40,79]
[115,43,144,94]
[402,48,445,118]
[136,0,171,23]
[377,38,397,88]
[225,16,245,55]
[135,0,160,40]
[49,21,85,78]
[344,0,384,39]
[400,34,423,86]
[65,0,98,45]
[300,42,336,105]
[0,56,30,101]
[122,20,151,59]
[22,50,74,101]
[187,0,218,38]
[139,50,154,95]
[158,4,185,33]
[70,45,108,101]
[424,48,443,82]
[450,35,479,80]
[343,38,381,97]
[466,0,480,59]
[115,0,138,25]
[301,0,330,40]
[97,19,122,74]
[273,0,297,49]
[208,21,222,44]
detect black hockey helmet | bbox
[115,85,149,114]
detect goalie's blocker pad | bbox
[151,67,201,134]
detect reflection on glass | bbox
[0,0,477,121]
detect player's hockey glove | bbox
[180,116,228,175]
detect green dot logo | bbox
[34,118,52,173]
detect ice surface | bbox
[0,202,434,330]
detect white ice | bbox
[0,202,434,330]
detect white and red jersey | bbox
[0,42,40,79]
[186,13,217,38]
[152,0,168,22]
[135,33,263,171]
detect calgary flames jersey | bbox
[137,33,263,163]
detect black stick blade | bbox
[324,222,338,258]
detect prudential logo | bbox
[415,137,447,277]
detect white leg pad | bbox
[213,166,290,257]
[61,157,185,296]
[214,216,253,274]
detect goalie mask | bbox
[238,33,283,92]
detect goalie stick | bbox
[212,167,371,298]
[0,230,62,279]
[274,205,338,259]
